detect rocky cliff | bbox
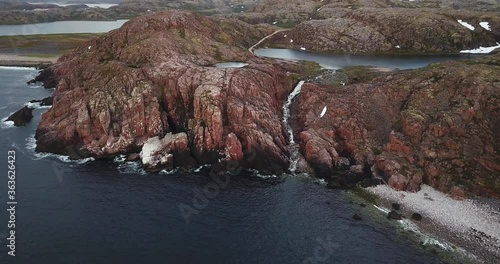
[293,53,500,198]
[33,10,499,198]
[34,11,308,174]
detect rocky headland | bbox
[28,10,499,200]
[33,11,314,175]
[293,54,500,198]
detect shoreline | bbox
[0,54,57,68]
[366,185,500,263]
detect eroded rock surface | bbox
[267,8,500,54]
[34,11,299,174]
[7,106,33,127]
[293,54,500,197]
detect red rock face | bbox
[32,10,500,198]
[293,59,500,198]
[35,11,294,174]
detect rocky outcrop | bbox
[292,54,500,198]
[29,96,53,106]
[34,11,302,174]
[32,10,499,198]
[140,133,194,172]
[265,8,500,54]
[7,106,33,127]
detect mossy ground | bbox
[0,33,100,58]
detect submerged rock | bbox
[7,106,33,126]
[353,214,363,221]
[388,211,402,220]
[30,96,53,106]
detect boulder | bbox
[352,214,363,221]
[30,96,53,106]
[7,106,33,126]
[411,213,423,221]
[388,211,402,220]
[140,133,190,172]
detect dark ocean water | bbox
[0,67,444,264]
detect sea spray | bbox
[282,81,305,173]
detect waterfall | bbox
[282,81,305,173]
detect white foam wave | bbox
[0,66,36,71]
[373,204,459,252]
[113,155,127,163]
[369,185,500,242]
[247,168,279,179]
[1,121,15,129]
[160,168,179,175]
[117,161,147,175]
[25,135,94,164]
[25,102,52,109]
[1,117,15,129]
[192,164,211,173]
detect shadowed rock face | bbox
[34,10,298,174]
[293,54,500,198]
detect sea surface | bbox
[0,68,449,263]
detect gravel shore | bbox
[368,185,500,263]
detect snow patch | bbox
[320,106,327,118]
[460,42,500,54]
[480,22,491,31]
[457,20,475,31]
